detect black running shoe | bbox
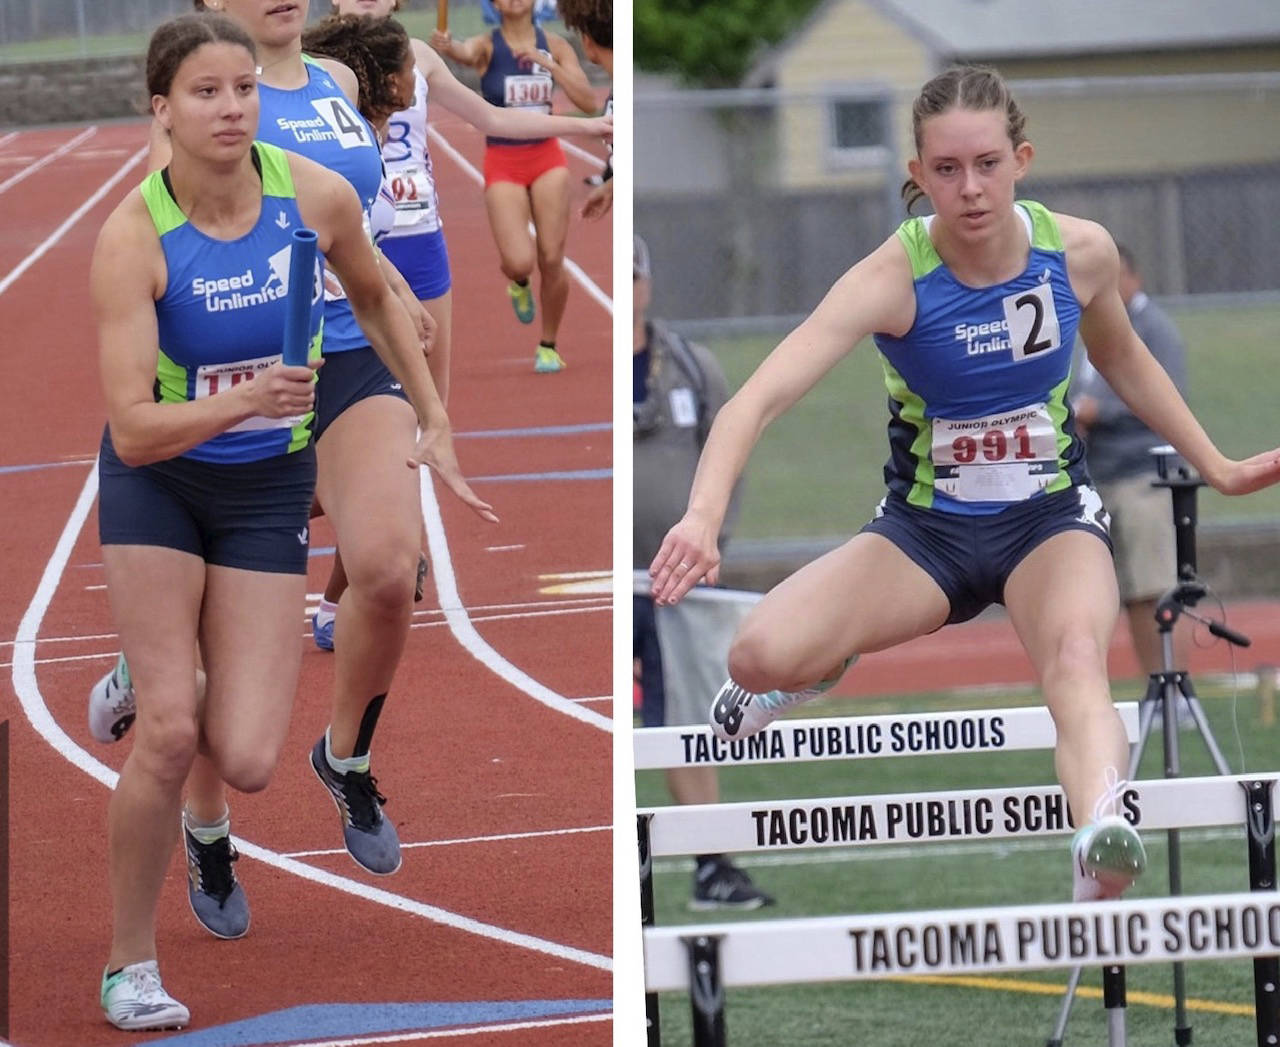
[689,858,775,911]
[309,737,402,875]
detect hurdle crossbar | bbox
[644,890,1280,992]
[641,773,1259,858]
[633,703,1140,770]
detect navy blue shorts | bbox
[98,429,316,575]
[633,594,666,728]
[314,346,411,441]
[380,229,452,301]
[861,486,1113,625]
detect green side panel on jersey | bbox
[154,348,188,405]
[879,353,935,508]
[1045,372,1073,495]
[894,218,944,281]
[140,172,187,238]
[1020,200,1065,253]
[255,141,298,200]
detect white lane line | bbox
[294,1012,611,1046]
[0,143,147,299]
[426,125,612,315]
[0,131,19,148]
[0,126,96,197]
[561,139,606,169]
[11,463,610,973]
[286,822,611,858]
[419,470,611,733]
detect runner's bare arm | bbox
[429,29,491,70]
[1070,218,1280,496]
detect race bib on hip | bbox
[933,402,1059,502]
[195,355,303,432]
[388,166,440,231]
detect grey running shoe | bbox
[309,737,402,875]
[709,657,858,742]
[414,551,430,602]
[690,858,775,911]
[100,961,189,1031]
[88,653,136,743]
[184,825,250,939]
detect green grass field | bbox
[704,302,1280,540]
[636,683,1278,1045]
[0,7,493,64]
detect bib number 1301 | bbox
[1002,281,1061,363]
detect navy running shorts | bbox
[861,485,1113,625]
[314,346,411,441]
[98,428,316,575]
[633,594,666,728]
[380,228,452,301]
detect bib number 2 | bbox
[1003,281,1061,363]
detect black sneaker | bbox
[309,737,402,875]
[689,858,775,911]
[184,825,250,939]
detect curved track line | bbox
[11,463,611,972]
[300,1012,611,1045]
[425,126,612,314]
[0,125,96,197]
[418,470,612,732]
[0,144,146,298]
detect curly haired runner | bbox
[652,65,1280,906]
[432,0,600,372]
[555,0,613,221]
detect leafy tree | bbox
[635,0,827,87]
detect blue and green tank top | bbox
[872,201,1089,516]
[255,56,384,354]
[142,141,324,465]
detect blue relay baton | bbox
[281,228,318,367]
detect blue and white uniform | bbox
[380,65,452,300]
[862,201,1110,622]
[98,142,324,574]
[254,57,410,438]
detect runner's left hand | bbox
[409,424,499,523]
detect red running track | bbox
[0,107,613,1047]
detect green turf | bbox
[636,682,1277,1044]
[705,302,1280,540]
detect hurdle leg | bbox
[639,815,661,1046]
[1103,965,1128,1047]
[1243,779,1279,1046]
[683,934,726,1047]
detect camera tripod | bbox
[1047,449,1252,1047]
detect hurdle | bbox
[636,756,1278,1043]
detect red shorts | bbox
[483,138,567,188]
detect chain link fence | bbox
[636,73,1280,331]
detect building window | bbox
[826,96,890,169]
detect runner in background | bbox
[431,0,599,372]
[555,0,613,221]
[309,0,611,651]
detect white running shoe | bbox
[100,961,189,1031]
[88,653,136,743]
[708,657,857,742]
[1072,814,1147,901]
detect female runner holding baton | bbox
[94,11,488,1030]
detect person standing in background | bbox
[633,234,774,910]
[1072,244,1191,679]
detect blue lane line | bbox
[456,422,611,439]
[470,468,611,483]
[0,459,93,476]
[151,999,613,1045]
